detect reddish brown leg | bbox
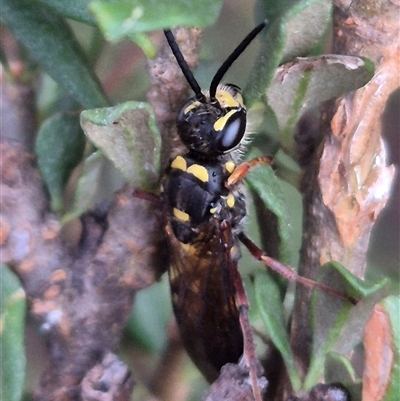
[238,232,358,305]
[220,221,266,401]
[226,156,357,305]
[132,188,163,205]
[227,155,273,188]
[232,267,265,401]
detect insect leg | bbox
[220,221,266,401]
[132,188,163,205]
[238,232,358,305]
[227,155,273,187]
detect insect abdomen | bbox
[167,224,244,382]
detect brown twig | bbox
[289,0,397,387]
[1,58,167,401]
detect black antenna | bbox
[164,29,205,102]
[209,21,267,100]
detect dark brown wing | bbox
[166,218,243,383]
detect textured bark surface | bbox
[290,0,398,385]
[0,139,166,400]
[147,27,203,168]
[1,46,167,401]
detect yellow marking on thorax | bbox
[173,207,190,222]
[187,164,209,182]
[226,193,235,208]
[225,161,236,174]
[171,155,187,171]
[213,109,237,132]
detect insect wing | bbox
[167,219,243,382]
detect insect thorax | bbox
[162,83,248,245]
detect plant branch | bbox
[1,71,167,401]
[289,0,397,384]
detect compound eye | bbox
[214,109,246,152]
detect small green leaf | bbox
[325,351,359,384]
[62,151,113,223]
[279,0,332,63]
[36,111,86,213]
[325,352,362,401]
[244,150,292,265]
[38,0,95,24]
[126,279,172,353]
[246,0,333,105]
[304,262,389,390]
[80,101,162,191]
[267,55,374,156]
[259,0,300,23]
[255,273,301,391]
[332,276,390,357]
[0,265,26,401]
[90,0,223,54]
[245,20,286,106]
[1,0,109,108]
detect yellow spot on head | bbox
[216,90,242,108]
[173,208,190,222]
[226,194,235,208]
[187,164,209,182]
[210,206,218,214]
[171,155,187,171]
[225,161,235,174]
[184,101,201,115]
[213,109,237,132]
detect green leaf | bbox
[325,352,358,384]
[325,352,362,401]
[1,0,109,108]
[259,0,301,23]
[332,276,390,357]
[247,1,375,160]
[36,111,86,213]
[279,0,332,63]
[38,0,95,24]
[80,101,162,191]
[304,262,389,390]
[244,150,292,265]
[245,20,286,106]
[62,151,114,223]
[126,279,172,353]
[90,0,223,55]
[0,265,26,401]
[245,0,333,105]
[267,55,374,156]
[255,273,301,391]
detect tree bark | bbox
[290,0,397,385]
